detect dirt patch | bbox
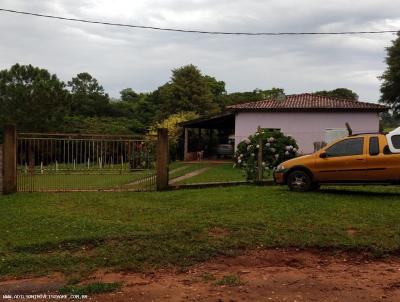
[208,227,230,238]
[0,274,65,295]
[2,249,400,301]
[346,227,359,237]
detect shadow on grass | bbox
[317,187,400,198]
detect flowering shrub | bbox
[234,129,299,180]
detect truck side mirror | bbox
[320,152,327,158]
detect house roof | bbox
[226,93,388,113]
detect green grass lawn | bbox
[17,170,155,192]
[170,162,271,184]
[1,185,400,279]
[174,163,245,184]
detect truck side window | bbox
[326,137,364,157]
[392,135,400,149]
[383,145,393,155]
[369,137,379,156]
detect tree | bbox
[203,75,226,110]
[0,64,69,132]
[156,65,220,119]
[120,88,138,102]
[380,32,400,113]
[62,116,140,135]
[149,111,198,160]
[220,87,285,106]
[68,72,110,116]
[315,88,359,101]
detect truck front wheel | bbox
[287,170,313,192]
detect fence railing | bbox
[2,126,169,193]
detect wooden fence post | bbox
[3,125,17,194]
[257,126,263,182]
[156,128,169,191]
[184,127,189,161]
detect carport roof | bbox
[179,112,235,129]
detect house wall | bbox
[234,112,380,154]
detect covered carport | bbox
[179,112,235,161]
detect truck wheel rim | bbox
[292,175,307,189]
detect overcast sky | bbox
[1,0,399,102]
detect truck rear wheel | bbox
[287,170,313,192]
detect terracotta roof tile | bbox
[226,93,387,112]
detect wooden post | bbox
[257,126,263,182]
[3,125,17,194]
[156,128,169,191]
[184,127,189,161]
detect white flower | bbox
[275,154,279,159]
[270,148,276,153]
[256,144,260,148]
[293,148,297,152]
[240,154,243,157]
[268,137,275,143]
[262,162,266,167]
[243,138,251,144]
[251,153,255,157]
[265,142,270,148]
[285,146,291,151]
[238,159,242,164]
[285,151,290,156]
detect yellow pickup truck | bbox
[274,128,400,192]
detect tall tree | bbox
[315,88,359,101]
[120,88,138,102]
[220,87,285,106]
[156,65,219,119]
[68,72,110,116]
[0,64,69,132]
[380,32,400,113]
[203,75,226,109]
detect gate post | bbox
[3,125,17,194]
[156,128,169,191]
[257,126,264,182]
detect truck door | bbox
[315,137,367,182]
[365,136,388,181]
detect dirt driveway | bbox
[2,249,400,301]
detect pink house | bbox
[181,93,388,159]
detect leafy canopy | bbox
[380,32,400,113]
[0,63,69,132]
[156,65,221,119]
[315,88,359,101]
[68,72,110,116]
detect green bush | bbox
[234,129,298,180]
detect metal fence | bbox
[16,133,157,192]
